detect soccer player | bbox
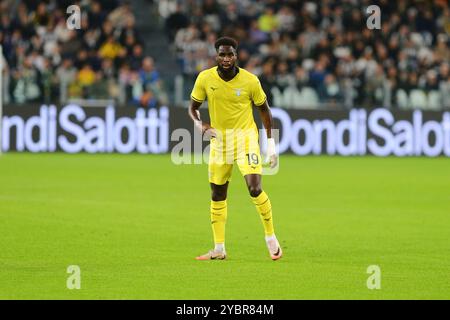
[188,37,282,261]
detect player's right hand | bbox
[195,121,217,139]
[203,125,217,139]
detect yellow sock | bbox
[252,191,274,236]
[211,200,227,244]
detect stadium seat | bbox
[300,87,319,109]
[409,89,428,110]
[271,87,284,108]
[289,88,305,109]
[427,90,441,111]
[282,86,300,109]
[396,89,409,110]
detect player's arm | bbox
[252,76,277,169]
[188,99,216,138]
[189,72,216,138]
[255,100,277,168]
[256,100,274,139]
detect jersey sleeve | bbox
[191,73,206,103]
[251,77,267,106]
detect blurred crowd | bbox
[158,0,450,109]
[0,0,166,108]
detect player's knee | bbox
[248,185,262,198]
[211,192,227,201]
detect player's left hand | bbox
[265,138,278,169]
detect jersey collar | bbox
[215,66,240,82]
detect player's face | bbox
[216,46,237,72]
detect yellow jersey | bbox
[191,66,267,132]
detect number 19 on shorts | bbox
[246,153,259,165]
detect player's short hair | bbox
[214,37,238,52]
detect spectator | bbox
[40,57,55,103]
[118,62,134,104]
[12,57,41,103]
[309,60,328,89]
[364,64,387,107]
[294,66,309,91]
[60,30,83,59]
[108,1,135,29]
[56,58,77,101]
[165,3,189,41]
[99,35,123,60]
[78,64,96,88]
[276,6,296,33]
[275,60,295,91]
[424,70,439,92]
[0,39,10,104]
[90,71,109,99]
[139,57,160,89]
[31,3,49,27]
[248,19,269,46]
[158,0,177,20]
[89,1,107,30]
[128,44,145,71]
[259,60,276,105]
[317,74,342,105]
[258,8,278,33]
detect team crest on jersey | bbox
[235,89,242,96]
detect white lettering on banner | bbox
[24,106,47,152]
[106,106,115,152]
[48,105,57,152]
[336,109,358,156]
[2,106,450,156]
[2,115,25,151]
[357,109,367,155]
[444,113,450,156]
[414,110,422,155]
[392,120,413,156]
[84,116,105,153]
[136,109,147,154]
[1,104,169,153]
[269,108,450,157]
[159,108,169,153]
[367,108,394,156]
[114,117,136,153]
[170,128,192,164]
[422,121,444,157]
[59,104,86,153]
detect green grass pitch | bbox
[0,153,449,299]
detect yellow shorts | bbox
[208,134,262,185]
